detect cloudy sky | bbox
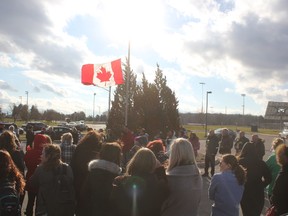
[1,0,288,118]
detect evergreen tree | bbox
[107,62,180,139]
[107,93,124,138]
[154,64,180,134]
[30,105,41,120]
[11,104,22,122]
[20,105,29,121]
[0,107,3,121]
[107,58,137,137]
[134,73,162,138]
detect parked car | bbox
[214,128,237,140]
[22,122,49,132]
[0,122,20,136]
[47,126,73,141]
[0,122,18,130]
[58,121,87,131]
[75,121,88,131]
[279,128,288,139]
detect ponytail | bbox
[222,154,246,185]
[233,164,246,185]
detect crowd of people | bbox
[0,125,287,216]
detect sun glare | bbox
[100,0,166,47]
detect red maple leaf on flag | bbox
[96,66,112,82]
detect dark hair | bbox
[0,131,17,153]
[42,144,61,170]
[190,132,197,137]
[222,154,246,185]
[0,150,25,194]
[238,142,256,160]
[78,131,102,151]
[100,142,122,166]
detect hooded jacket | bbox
[79,159,122,216]
[161,165,202,216]
[24,134,47,192]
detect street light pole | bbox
[241,94,246,116]
[199,82,205,113]
[241,94,246,126]
[25,91,29,122]
[25,91,28,107]
[205,91,212,137]
[93,93,96,123]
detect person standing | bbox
[161,138,202,216]
[71,127,80,145]
[266,138,285,200]
[146,139,169,165]
[238,143,272,216]
[60,132,76,165]
[234,131,249,156]
[251,134,266,160]
[202,130,219,177]
[79,142,122,216]
[165,129,177,155]
[9,125,20,147]
[0,123,4,134]
[188,132,200,157]
[26,125,34,150]
[270,144,288,215]
[70,131,102,214]
[45,127,55,142]
[0,150,25,216]
[0,131,25,176]
[120,126,134,165]
[209,154,246,216]
[136,128,149,146]
[30,144,75,216]
[24,134,48,216]
[111,148,169,216]
[218,128,233,154]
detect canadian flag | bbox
[81,58,123,87]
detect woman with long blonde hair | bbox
[112,148,169,216]
[162,138,202,216]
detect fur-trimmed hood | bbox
[88,159,122,175]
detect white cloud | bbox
[1,0,288,116]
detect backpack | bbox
[52,164,76,215]
[0,181,21,216]
[53,164,75,204]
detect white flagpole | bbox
[124,40,130,126]
[108,86,111,118]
